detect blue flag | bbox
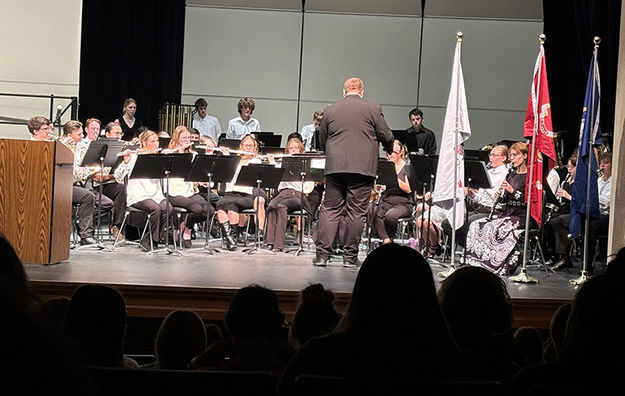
[569,52,602,239]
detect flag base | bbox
[509,268,538,284]
[437,265,456,279]
[569,270,589,286]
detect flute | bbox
[116,147,162,156]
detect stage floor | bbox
[24,237,584,329]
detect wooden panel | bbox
[0,139,72,264]
[50,142,73,263]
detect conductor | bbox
[313,77,394,267]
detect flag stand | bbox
[510,34,552,284]
[437,32,467,280]
[570,37,601,287]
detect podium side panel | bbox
[50,142,72,264]
[0,139,55,264]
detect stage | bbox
[23,236,583,333]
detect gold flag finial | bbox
[456,32,463,42]
[594,36,601,48]
[539,34,546,45]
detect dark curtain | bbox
[543,0,621,160]
[78,0,185,131]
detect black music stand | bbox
[159,137,171,149]
[256,133,281,148]
[78,139,126,251]
[235,163,284,255]
[461,160,492,262]
[185,154,241,254]
[409,154,438,257]
[130,153,194,256]
[281,155,325,256]
[218,138,241,149]
[392,130,419,154]
[366,160,401,253]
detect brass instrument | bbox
[158,102,195,133]
[552,131,564,169]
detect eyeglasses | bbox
[489,153,503,157]
[38,125,53,132]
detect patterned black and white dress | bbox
[465,171,527,276]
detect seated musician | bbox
[544,150,578,271]
[585,151,612,275]
[414,193,448,258]
[165,126,213,248]
[215,134,268,251]
[264,137,315,252]
[114,130,172,251]
[464,142,530,276]
[440,145,509,248]
[367,140,414,245]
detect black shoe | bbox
[312,256,328,267]
[553,256,572,271]
[274,248,284,253]
[80,237,96,246]
[266,244,274,250]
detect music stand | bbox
[392,130,419,154]
[281,155,325,256]
[464,149,490,163]
[235,163,284,255]
[185,154,241,254]
[78,139,126,251]
[408,154,438,258]
[218,138,241,149]
[366,160,401,253]
[261,146,284,156]
[159,137,171,149]
[460,160,492,262]
[256,134,282,148]
[130,153,194,256]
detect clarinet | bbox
[487,164,513,221]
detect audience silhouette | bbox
[437,265,521,383]
[189,284,294,376]
[542,302,571,364]
[142,309,207,370]
[505,273,625,394]
[63,284,138,368]
[288,283,341,350]
[277,243,477,395]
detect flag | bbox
[569,51,602,239]
[523,44,556,227]
[433,39,471,230]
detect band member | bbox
[544,150,578,270]
[464,142,529,276]
[440,145,509,248]
[114,98,143,141]
[585,151,612,275]
[225,98,260,139]
[264,137,315,252]
[300,110,323,151]
[313,77,394,267]
[115,130,172,251]
[166,126,213,248]
[214,135,268,250]
[368,140,413,245]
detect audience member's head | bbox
[0,234,33,311]
[606,246,625,278]
[154,310,207,370]
[289,283,340,349]
[41,296,71,329]
[438,266,513,346]
[224,284,285,342]
[513,326,544,367]
[63,284,129,367]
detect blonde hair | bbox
[239,134,258,153]
[139,130,157,148]
[285,137,304,154]
[169,126,190,151]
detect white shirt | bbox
[598,176,611,215]
[193,113,222,143]
[114,154,166,206]
[299,123,316,151]
[471,164,508,208]
[226,116,260,140]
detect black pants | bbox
[265,188,308,249]
[315,173,374,263]
[170,193,213,229]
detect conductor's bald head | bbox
[343,77,364,98]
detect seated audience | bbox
[288,283,340,350]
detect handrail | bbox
[0,92,79,126]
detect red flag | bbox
[523,45,556,226]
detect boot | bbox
[220,222,237,251]
[235,225,247,245]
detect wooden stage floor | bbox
[24,238,584,330]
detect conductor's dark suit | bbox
[315,94,394,264]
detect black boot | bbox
[220,222,237,251]
[235,225,247,245]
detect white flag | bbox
[432,39,471,230]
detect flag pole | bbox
[510,34,546,284]
[437,31,463,279]
[571,36,600,287]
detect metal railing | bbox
[0,92,79,126]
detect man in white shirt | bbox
[226,97,261,139]
[192,97,222,143]
[299,110,323,151]
[585,151,612,275]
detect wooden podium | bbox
[0,138,73,264]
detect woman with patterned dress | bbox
[464,142,528,276]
